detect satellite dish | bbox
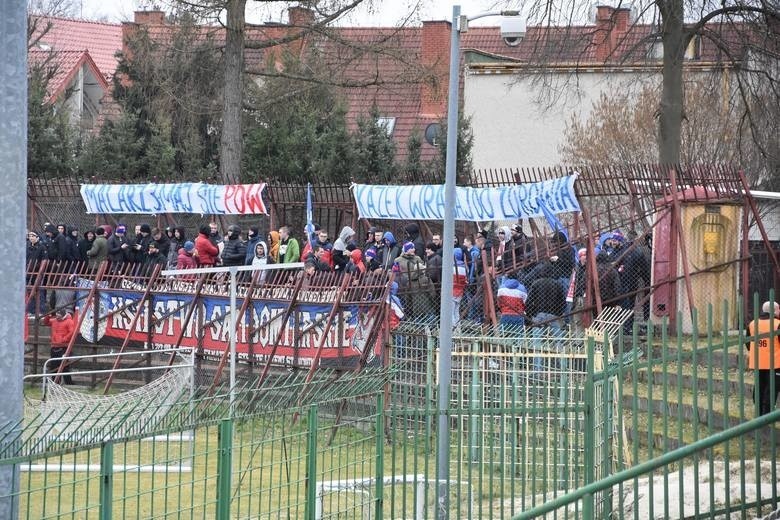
[424,123,442,146]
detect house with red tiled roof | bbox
[28,16,123,133]
[34,7,758,169]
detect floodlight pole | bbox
[436,6,520,518]
[435,6,460,518]
[0,1,27,516]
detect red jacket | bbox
[44,313,77,346]
[195,233,219,266]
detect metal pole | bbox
[436,5,460,518]
[0,2,27,515]
[229,267,237,416]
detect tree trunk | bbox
[658,0,685,165]
[220,0,246,183]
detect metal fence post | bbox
[99,441,113,520]
[216,419,233,520]
[305,404,318,520]
[375,394,385,520]
[0,1,27,516]
[583,336,596,517]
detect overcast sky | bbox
[75,0,519,26]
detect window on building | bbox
[376,117,396,136]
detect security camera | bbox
[500,16,526,45]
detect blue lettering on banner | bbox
[80,183,268,215]
[352,175,580,221]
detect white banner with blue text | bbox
[352,175,580,221]
[80,183,268,215]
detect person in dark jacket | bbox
[166,226,186,269]
[27,231,47,265]
[44,223,70,265]
[377,231,402,271]
[244,226,261,265]
[26,231,48,314]
[526,275,566,371]
[365,247,381,273]
[222,224,247,267]
[424,242,442,285]
[107,225,132,266]
[403,223,426,259]
[596,251,621,306]
[77,229,95,262]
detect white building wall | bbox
[463,68,660,171]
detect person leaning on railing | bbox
[746,301,780,415]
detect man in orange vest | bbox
[746,301,780,415]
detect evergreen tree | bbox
[243,55,355,183]
[79,20,221,180]
[430,113,474,185]
[352,105,398,184]
[402,129,424,182]
[27,61,76,177]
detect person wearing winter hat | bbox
[107,224,132,267]
[392,240,431,320]
[365,246,381,273]
[221,224,247,267]
[176,240,198,277]
[244,226,261,265]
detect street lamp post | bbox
[436,6,522,518]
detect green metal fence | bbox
[6,296,780,518]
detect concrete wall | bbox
[463,68,660,170]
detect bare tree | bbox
[510,0,779,167]
[561,76,777,188]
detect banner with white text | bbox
[352,175,580,221]
[80,183,268,215]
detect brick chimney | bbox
[288,6,315,26]
[420,20,451,118]
[593,5,631,62]
[134,10,166,25]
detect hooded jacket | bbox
[497,278,527,316]
[268,231,280,262]
[346,248,366,274]
[404,223,425,257]
[44,312,76,346]
[378,232,401,271]
[333,226,355,272]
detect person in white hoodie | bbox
[332,226,355,273]
[251,241,271,283]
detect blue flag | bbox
[306,183,314,247]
